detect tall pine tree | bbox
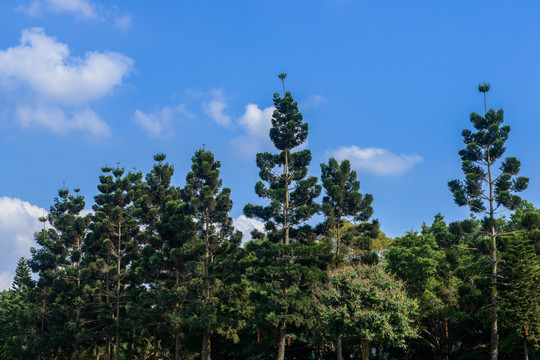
[243,74,323,360]
[182,148,242,360]
[448,83,529,360]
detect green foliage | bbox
[319,157,377,266]
[182,148,245,359]
[315,265,417,359]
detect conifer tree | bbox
[182,148,242,360]
[86,166,142,360]
[501,206,540,360]
[12,257,33,292]
[26,188,89,359]
[448,83,529,360]
[243,74,323,360]
[134,153,197,360]
[132,153,181,358]
[320,157,376,267]
[502,232,540,360]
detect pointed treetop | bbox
[278,73,287,94]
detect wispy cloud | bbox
[0,197,45,291]
[17,105,111,138]
[299,94,326,109]
[0,28,132,137]
[134,104,192,138]
[18,0,131,29]
[203,89,231,126]
[329,145,423,175]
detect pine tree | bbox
[182,148,242,360]
[448,83,529,360]
[243,74,323,360]
[319,157,376,268]
[12,257,33,292]
[132,153,186,359]
[501,206,540,360]
[86,166,142,360]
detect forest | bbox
[1,77,539,360]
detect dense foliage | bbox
[0,80,537,360]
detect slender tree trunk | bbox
[487,154,498,360]
[360,339,370,360]
[175,332,181,360]
[116,222,122,360]
[201,331,211,360]
[127,332,133,360]
[175,270,181,360]
[201,210,212,360]
[105,252,111,360]
[277,324,287,360]
[524,337,528,360]
[284,150,290,245]
[336,336,343,360]
[335,220,341,268]
[490,232,498,360]
[153,327,159,359]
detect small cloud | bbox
[17,105,111,138]
[0,197,46,290]
[0,28,133,105]
[18,0,131,29]
[20,0,99,19]
[233,215,265,243]
[231,104,274,156]
[134,104,192,138]
[300,94,326,109]
[203,88,231,126]
[329,145,423,175]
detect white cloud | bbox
[203,89,231,126]
[17,105,111,138]
[233,215,265,243]
[0,28,133,105]
[0,197,46,291]
[19,0,131,29]
[0,28,133,137]
[330,145,423,175]
[134,104,192,138]
[231,104,274,156]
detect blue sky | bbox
[1,0,540,289]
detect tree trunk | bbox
[277,324,287,360]
[487,150,498,360]
[360,338,370,360]
[336,336,343,360]
[284,150,290,246]
[175,331,181,360]
[153,327,159,359]
[116,222,122,360]
[201,331,211,360]
[524,337,529,360]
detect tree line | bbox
[1,76,539,360]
